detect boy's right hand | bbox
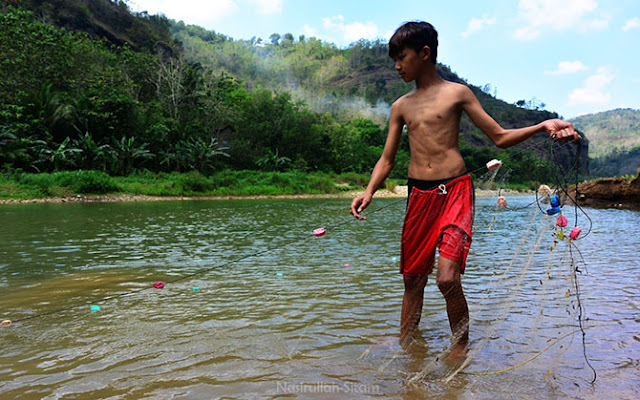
[541,119,581,143]
[350,193,372,220]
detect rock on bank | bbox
[575,174,640,208]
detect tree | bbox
[282,33,294,45]
[269,33,280,46]
[160,137,228,173]
[111,136,154,175]
[72,133,113,172]
[36,137,81,171]
[255,149,291,171]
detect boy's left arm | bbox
[459,85,580,148]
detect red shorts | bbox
[400,174,474,276]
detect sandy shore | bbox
[0,186,534,204]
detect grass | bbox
[1,169,564,201]
[0,171,121,199]
[0,170,374,200]
[2,169,551,201]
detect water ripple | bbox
[1,197,639,399]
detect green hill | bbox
[13,0,180,52]
[0,1,587,186]
[173,23,562,128]
[570,108,640,158]
[172,22,587,174]
[570,109,640,177]
[589,146,640,177]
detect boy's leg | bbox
[400,274,428,345]
[436,256,469,354]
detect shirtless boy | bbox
[350,21,579,358]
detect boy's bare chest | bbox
[403,99,460,131]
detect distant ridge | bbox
[569,108,640,177]
[570,108,640,158]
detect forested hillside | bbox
[570,109,640,158]
[173,22,564,140]
[569,109,640,177]
[0,0,586,187]
[589,146,640,177]
[14,0,179,52]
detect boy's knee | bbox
[436,277,456,291]
[436,272,459,286]
[403,274,428,292]
[436,274,461,296]
[436,257,461,286]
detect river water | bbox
[0,196,638,399]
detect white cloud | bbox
[622,17,640,31]
[568,66,614,106]
[323,15,380,42]
[587,18,609,30]
[303,24,318,38]
[514,0,608,41]
[249,0,282,15]
[545,61,588,75]
[461,15,497,38]
[129,0,238,26]
[344,22,379,42]
[129,0,282,26]
[514,26,540,40]
[323,16,343,29]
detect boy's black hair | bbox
[388,21,438,64]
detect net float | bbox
[486,159,502,171]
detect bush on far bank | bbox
[0,169,370,199]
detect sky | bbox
[127,0,640,119]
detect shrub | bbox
[307,173,337,193]
[16,173,55,196]
[54,171,120,194]
[176,171,212,193]
[16,171,120,195]
[336,172,369,187]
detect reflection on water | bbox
[1,197,639,399]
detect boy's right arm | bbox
[459,85,579,147]
[350,101,404,220]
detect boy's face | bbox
[393,47,426,82]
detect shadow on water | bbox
[1,197,639,399]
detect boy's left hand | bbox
[350,193,372,220]
[541,119,580,143]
